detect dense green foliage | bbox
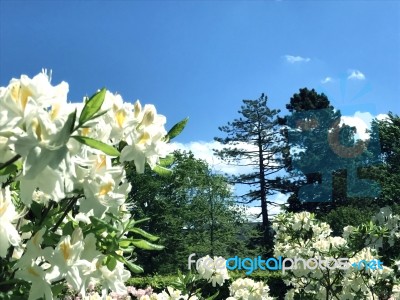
[126,151,258,274]
[283,88,359,212]
[368,112,400,206]
[282,89,400,240]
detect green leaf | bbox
[122,258,144,274]
[129,239,164,250]
[106,256,117,271]
[131,217,151,226]
[121,246,135,253]
[89,216,119,232]
[20,223,33,233]
[118,140,128,152]
[128,227,159,242]
[158,155,175,167]
[43,232,60,246]
[0,163,18,176]
[51,283,65,297]
[79,88,106,125]
[153,165,173,176]
[119,240,131,248]
[68,109,77,133]
[166,117,188,141]
[205,291,220,300]
[87,109,110,123]
[62,221,75,236]
[30,202,42,219]
[72,136,120,157]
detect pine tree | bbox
[214,93,286,252]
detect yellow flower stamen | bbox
[27,267,40,277]
[10,83,32,111]
[59,241,71,261]
[31,118,42,141]
[0,201,9,217]
[138,132,150,144]
[99,182,113,196]
[81,127,91,136]
[50,103,60,120]
[115,110,126,128]
[95,155,106,171]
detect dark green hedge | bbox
[126,270,288,299]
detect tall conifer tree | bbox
[214,94,286,251]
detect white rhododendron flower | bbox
[196,255,229,287]
[372,206,400,247]
[120,102,169,173]
[0,70,68,136]
[14,262,54,300]
[292,211,311,230]
[391,284,400,299]
[229,278,274,300]
[0,71,74,205]
[0,186,21,257]
[74,153,131,218]
[92,258,131,296]
[150,287,198,300]
[19,162,71,206]
[0,136,15,164]
[46,228,89,292]
[101,91,134,142]
[13,227,48,269]
[342,225,355,240]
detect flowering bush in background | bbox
[272,209,400,299]
[226,278,274,300]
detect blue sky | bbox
[1,1,399,142]
[1,0,399,218]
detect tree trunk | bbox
[258,134,270,253]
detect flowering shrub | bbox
[272,209,400,299]
[100,208,399,300]
[0,70,187,299]
[135,256,274,300]
[226,278,274,300]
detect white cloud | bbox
[347,70,366,80]
[340,111,388,140]
[170,141,256,175]
[244,206,262,222]
[284,55,310,63]
[340,115,370,140]
[321,77,333,84]
[244,193,289,222]
[376,113,390,121]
